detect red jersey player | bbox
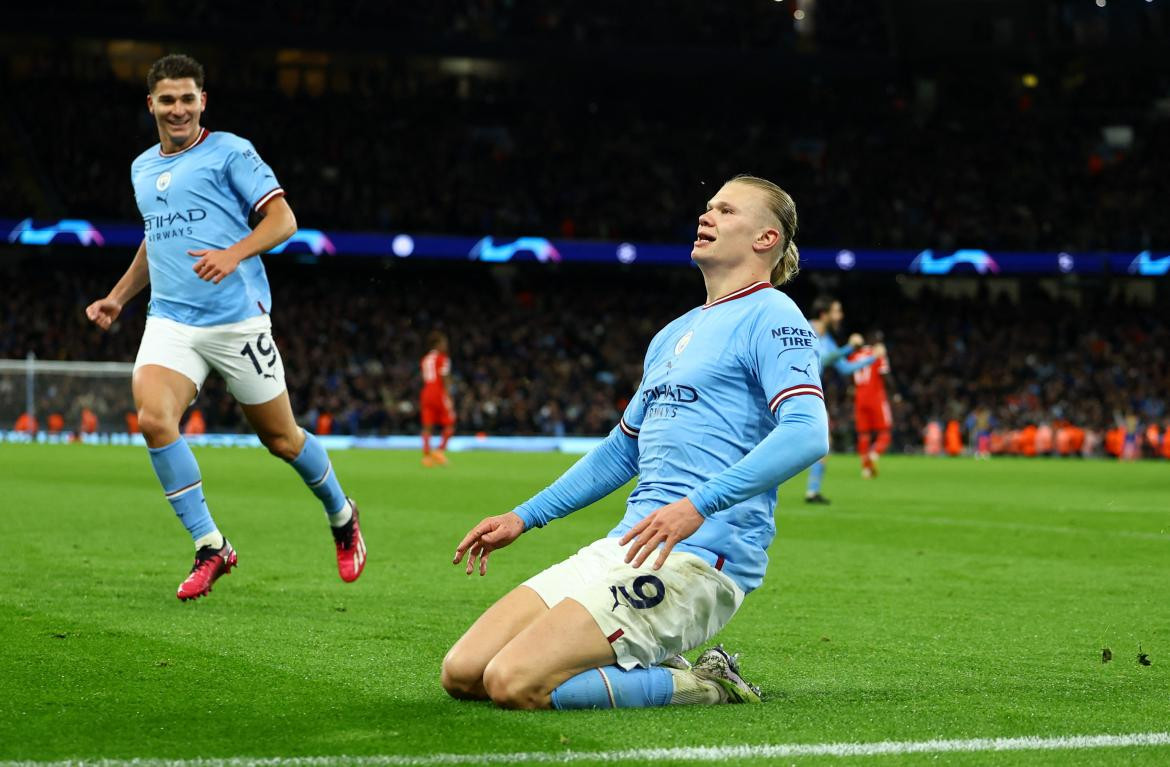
[420,331,455,467]
[848,343,890,478]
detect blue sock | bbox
[148,438,216,542]
[288,430,348,516]
[807,458,826,495]
[551,666,673,709]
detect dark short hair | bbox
[147,54,205,93]
[811,295,838,318]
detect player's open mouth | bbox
[694,231,717,247]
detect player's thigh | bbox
[132,365,199,426]
[132,321,206,446]
[197,315,287,407]
[444,585,548,678]
[132,318,208,415]
[483,596,616,705]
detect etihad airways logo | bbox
[642,383,699,406]
[642,382,700,422]
[143,209,207,232]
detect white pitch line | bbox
[3,732,1169,766]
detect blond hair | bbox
[727,174,799,285]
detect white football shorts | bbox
[134,314,287,405]
[522,537,745,670]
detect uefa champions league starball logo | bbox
[675,330,694,356]
[156,172,172,192]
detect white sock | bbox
[328,499,353,528]
[194,530,224,551]
[667,668,726,705]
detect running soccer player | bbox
[847,341,891,478]
[803,297,880,503]
[83,54,366,600]
[441,175,828,710]
[420,331,455,467]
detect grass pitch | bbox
[0,445,1166,765]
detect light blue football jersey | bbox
[131,129,284,326]
[815,329,873,378]
[608,281,823,593]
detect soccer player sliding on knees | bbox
[444,175,829,710]
[84,55,367,601]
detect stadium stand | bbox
[4,2,1170,250]
[2,254,1166,458]
[2,1,1168,456]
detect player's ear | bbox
[147,94,154,114]
[753,226,781,253]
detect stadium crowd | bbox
[3,3,1169,458]
[2,257,1167,460]
[6,0,894,56]
[845,285,1170,460]
[5,9,1170,254]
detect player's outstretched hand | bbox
[848,332,864,347]
[85,297,122,331]
[189,248,244,284]
[619,497,704,571]
[453,511,526,576]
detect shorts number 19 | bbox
[240,333,277,376]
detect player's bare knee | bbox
[482,659,544,710]
[480,658,511,706]
[260,432,299,461]
[440,651,484,699]
[137,408,177,443]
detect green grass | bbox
[0,445,1166,765]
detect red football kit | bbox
[420,350,454,427]
[850,347,891,432]
[850,346,892,474]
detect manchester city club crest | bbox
[675,330,694,356]
[156,171,173,192]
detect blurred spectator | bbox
[4,13,1170,254]
[2,255,1167,462]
